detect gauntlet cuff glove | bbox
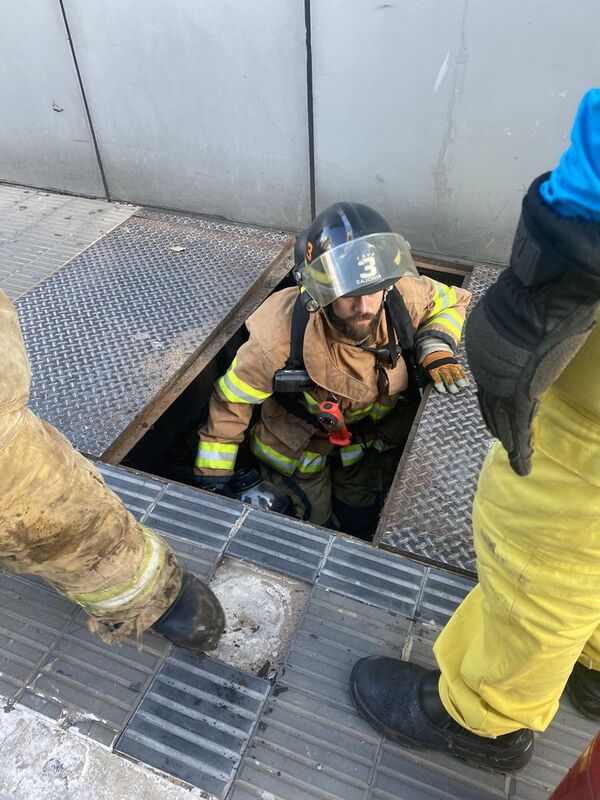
[465,173,600,475]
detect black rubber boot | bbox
[152,571,225,652]
[350,657,534,773]
[566,662,600,720]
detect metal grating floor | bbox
[116,652,271,799]
[0,184,136,300]
[377,263,503,575]
[0,461,590,799]
[15,209,290,457]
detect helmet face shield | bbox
[298,233,417,308]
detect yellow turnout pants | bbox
[0,290,181,642]
[434,318,600,736]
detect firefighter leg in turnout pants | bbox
[0,290,223,648]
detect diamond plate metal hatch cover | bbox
[377,264,503,575]
[15,210,291,457]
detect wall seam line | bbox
[304,0,316,219]
[58,0,111,201]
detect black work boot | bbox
[566,662,600,720]
[152,571,225,652]
[350,657,534,773]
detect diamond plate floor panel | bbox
[116,652,270,799]
[0,184,136,300]
[16,210,290,456]
[378,263,503,575]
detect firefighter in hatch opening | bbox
[194,202,472,537]
[0,290,225,650]
[350,89,600,773]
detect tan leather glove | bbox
[421,351,469,395]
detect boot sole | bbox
[349,673,532,774]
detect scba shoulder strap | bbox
[287,294,310,370]
[272,294,314,395]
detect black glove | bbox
[465,174,600,476]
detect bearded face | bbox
[326,291,384,341]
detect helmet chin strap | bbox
[355,294,402,368]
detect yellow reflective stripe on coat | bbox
[302,392,321,415]
[418,308,463,339]
[369,401,394,421]
[340,442,366,466]
[371,438,398,453]
[195,441,238,470]
[218,357,272,404]
[344,404,373,423]
[65,525,167,613]
[251,430,327,476]
[422,280,458,319]
[251,431,297,475]
[297,450,327,474]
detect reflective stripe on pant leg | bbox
[196,441,238,470]
[0,410,182,641]
[296,450,327,474]
[65,525,169,614]
[369,401,395,421]
[340,443,366,467]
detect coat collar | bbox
[303,308,388,402]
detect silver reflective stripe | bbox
[91,536,161,609]
[196,447,237,464]
[72,529,164,612]
[340,444,366,466]
[344,405,372,423]
[251,432,296,476]
[297,451,327,473]
[220,371,262,403]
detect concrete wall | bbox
[2,1,599,261]
[313,0,600,261]
[62,0,311,230]
[0,1,104,196]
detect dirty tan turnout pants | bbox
[0,290,181,642]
